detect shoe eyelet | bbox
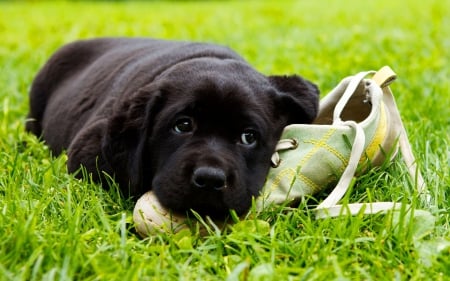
[271,160,281,168]
[290,138,299,150]
[270,138,298,168]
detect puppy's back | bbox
[26,39,118,136]
[26,38,244,152]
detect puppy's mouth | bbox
[152,165,249,218]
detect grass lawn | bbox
[0,0,449,280]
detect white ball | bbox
[133,191,187,237]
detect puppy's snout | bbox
[192,167,227,190]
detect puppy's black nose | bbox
[192,167,226,190]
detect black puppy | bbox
[26,38,319,217]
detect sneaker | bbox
[258,66,427,217]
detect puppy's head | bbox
[103,57,319,217]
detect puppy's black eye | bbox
[240,129,258,146]
[173,117,194,134]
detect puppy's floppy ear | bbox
[269,75,320,124]
[101,85,165,197]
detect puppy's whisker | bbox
[214,184,227,191]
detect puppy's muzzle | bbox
[191,167,227,190]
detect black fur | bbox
[26,38,319,217]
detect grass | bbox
[0,0,449,280]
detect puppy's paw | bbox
[133,191,187,237]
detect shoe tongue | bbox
[372,66,397,87]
